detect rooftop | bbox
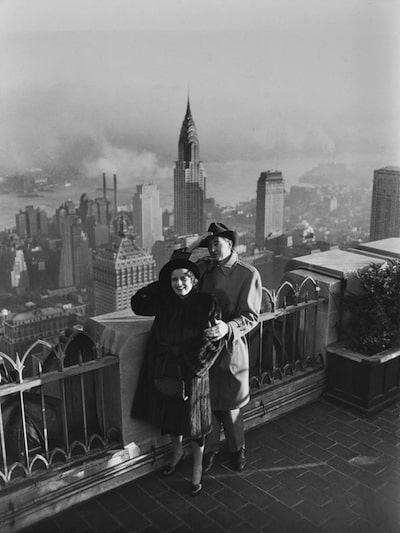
[378,166,400,173]
[7,305,71,323]
[357,238,400,259]
[21,398,400,533]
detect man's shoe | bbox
[232,447,246,471]
[203,451,218,473]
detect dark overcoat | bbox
[131,282,223,439]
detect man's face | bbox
[208,236,232,262]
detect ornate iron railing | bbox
[0,275,324,488]
[249,276,325,390]
[0,329,120,488]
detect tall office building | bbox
[95,197,110,226]
[370,166,400,240]
[15,212,28,239]
[173,99,206,235]
[54,201,76,237]
[255,171,285,248]
[132,184,163,249]
[93,221,156,315]
[58,206,75,287]
[15,206,48,240]
[10,249,29,293]
[70,221,93,287]
[58,206,93,288]
[25,206,39,239]
[37,209,49,236]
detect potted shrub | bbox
[326,259,400,415]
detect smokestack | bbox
[113,174,118,218]
[103,173,107,199]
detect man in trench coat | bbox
[172,222,262,471]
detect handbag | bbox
[154,376,188,401]
[154,355,188,401]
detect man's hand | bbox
[205,319,228,341]
[187,232,212,253]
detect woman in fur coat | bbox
[131,258,223,495]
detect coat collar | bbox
[207,250,238,275]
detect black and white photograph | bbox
[0,1,399,531]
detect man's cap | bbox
[200,222,238,247]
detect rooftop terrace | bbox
[21,398,400,533]
[1,237,399,532]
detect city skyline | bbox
[0,0,399,211]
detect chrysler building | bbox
[173,99,206,235]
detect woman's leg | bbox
[163,434,184,476]
[170,434,184,465]
[191,439,204,486]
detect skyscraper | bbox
[132,184,163,249]
[25,206,39,239]
[370,166,400,240]
[58,204,93,288]
[15,206,48,240]
[10,249,29,293]
[54,201,76,237]
[93,221,156,315]
[255,171,285,248]
[95,197,110,226]
[174,99,206,236]
[15,212,28,239]
[57,206,75,287]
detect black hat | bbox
[200,222,238,247]
[159,258,200,285]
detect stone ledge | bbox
[0,443,171,533]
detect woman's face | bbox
[170,268,196,298]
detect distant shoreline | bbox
[0,156,391,231]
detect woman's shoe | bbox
[190,466,202,496]
[191,482,202,496]
[162,452,185,477]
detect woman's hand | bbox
[205,319,228,341]
[187,232,213,252]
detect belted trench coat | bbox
[174,250,262,411]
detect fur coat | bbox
[131,282,223,439]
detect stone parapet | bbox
[84,308,170,453]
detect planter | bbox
[326,341,400,415]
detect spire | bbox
[186,96,191,118]
[178,98,199,161]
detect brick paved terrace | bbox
[21,398,400,533]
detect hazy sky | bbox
[1,0,399,203]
